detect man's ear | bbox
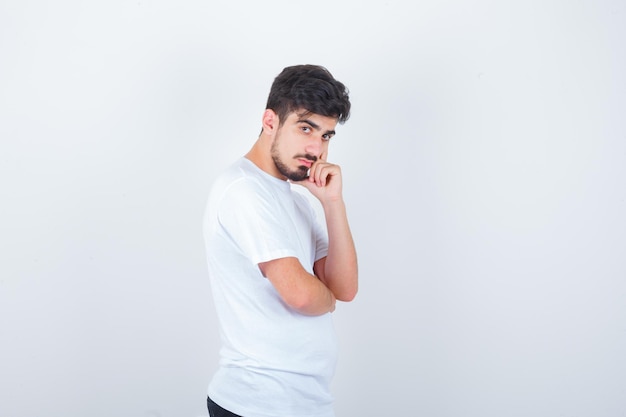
[262,109,279,134]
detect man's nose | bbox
[305,136,323,156]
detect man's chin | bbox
[287,168,309,182]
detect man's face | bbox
[270,111,338,181]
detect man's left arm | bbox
[295,157,358,302]
[314,198,358,301]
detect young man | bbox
[203,65,358,417]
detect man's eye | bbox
[301,127,311,133]
[322,134,332,141]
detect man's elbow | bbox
[336,282,358,302]
[285,292,333,316]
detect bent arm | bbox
[314,198,358,302]
[259,256,336,316]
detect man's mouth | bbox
[295,154,317,168]
[297,158,313,168]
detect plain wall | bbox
[1,1,624,416]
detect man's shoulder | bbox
[210,159,277,206]
[212,158,256,190]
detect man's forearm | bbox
[260,257,336,316]
[322,198,358,301]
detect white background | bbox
[1,1,625,416]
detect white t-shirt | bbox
[203,157,337,417]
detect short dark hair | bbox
[266,65,351,125]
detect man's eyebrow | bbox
[296,118,336,136]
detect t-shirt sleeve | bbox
[216,178,298,265]
[313,222,329,262]
[301,195,329,262]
